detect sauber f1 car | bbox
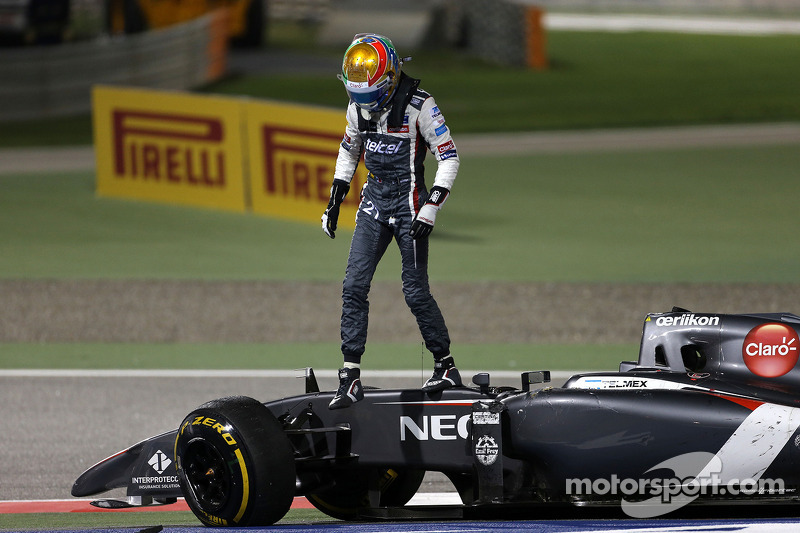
[72,309,800,525]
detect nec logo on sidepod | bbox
[743,323,800,378]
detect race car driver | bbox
[322,33,462,409]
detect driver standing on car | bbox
[322,33,461,409]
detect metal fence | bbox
[0,11,227,122]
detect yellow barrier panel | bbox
[93,86,368,226]
[93,86,248,212]
[245,99,367,229]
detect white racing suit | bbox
[331,73,460,363]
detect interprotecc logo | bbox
[148,450,172,474]
[565,451,786,518]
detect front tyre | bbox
[174,396,295,527]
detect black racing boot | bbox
[422,356,462,393]
[329,367,364,409]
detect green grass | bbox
[0,172,350,280]
[441,145,800,282]
[0,115,94,148]
[0,508,328,531]
[2,143,799,282]
[205,31,800,133]
[0,342,632,371]
[2,31,800,147]
[0,511,200,531]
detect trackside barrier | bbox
[93,85,366,227]
[94,86,248,212]
[245,100,368,226]
[526,8,548,70]
[0,11,229,122]
[437,0,548,69]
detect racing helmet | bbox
[339,33,401,112]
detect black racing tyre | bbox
[307,467,425,520]
[174,396,295,527]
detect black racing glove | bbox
[410,186,450,240]
[322,179,350,239]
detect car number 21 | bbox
[361,201,379,220]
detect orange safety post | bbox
[207,8,230,82]
[526,7,548,70]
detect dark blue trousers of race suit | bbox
[340,173,451,363]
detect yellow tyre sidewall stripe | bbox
[233,448,250,524]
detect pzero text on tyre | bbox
[174,396,295,527]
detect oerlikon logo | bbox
[743,323,799,378]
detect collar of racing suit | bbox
[357,72,421,132]
[387,72,421,130]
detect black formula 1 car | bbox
[72,309,800,525]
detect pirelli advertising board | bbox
[94,86,248,212]
[245,100,367,227]
[93,85,365,228]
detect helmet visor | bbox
[340,35,398,111]
[343,42,383,83]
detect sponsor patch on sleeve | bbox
[436,139,457,160]
[437,140,455,154]
[434,124,448,136]
[341,133,352,150]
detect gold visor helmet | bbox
[339,33,401,112]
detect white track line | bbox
[4,123,800,175]
[545,13,800,35]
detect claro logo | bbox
[112,110,226,186]
[400,414,470,441]
[743,323,799,378]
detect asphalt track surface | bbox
[4,518,800,533]
[4,122,800,174]
[5,371,800,533]
[2,371,535,502]
[1,373,409,501]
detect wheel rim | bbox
[183,438,231,512]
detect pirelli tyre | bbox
[174,396,295,527]
[307,467,425,520]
